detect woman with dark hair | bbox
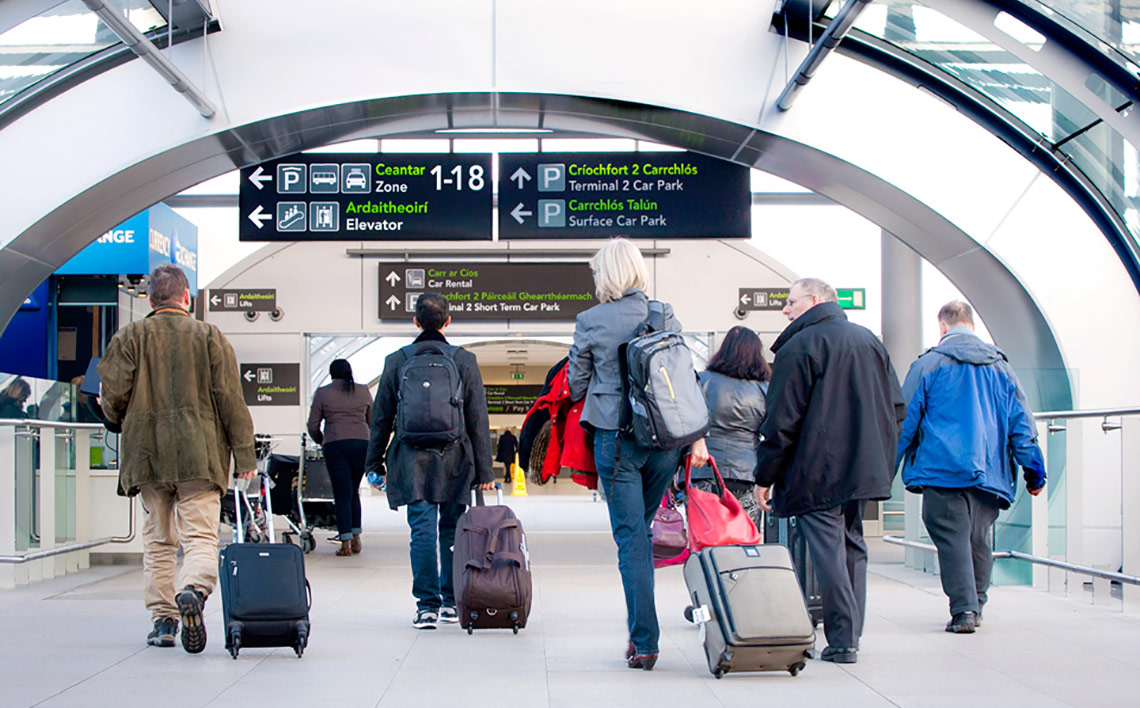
[307,359,373,556]
[0,378,31,419]
[689,326,772,529]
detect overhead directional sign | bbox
[379,263,595,320]
[485,385,543,415]
[239,153,493,241]
[208,288,277,312]
[498,152,750,239]
[240,363,300,406]
[737,287,866,311]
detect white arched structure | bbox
[0,0,1137,414]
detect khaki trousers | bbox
[139,479,222,622]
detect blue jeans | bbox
[593,429,680,655]
[406,500,465,611]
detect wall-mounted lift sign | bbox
[379,263,595,320]
[239,154,493,241]
[498,152,750,239]
[737,287,866,311]
[240,363,300,406]
[208,288,277,312]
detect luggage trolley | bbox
[286,433,338,553]
[222,433,319,552]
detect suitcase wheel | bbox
[301,531,316,554]
[789,662,805,677]
[713,667,725,679]
[512,623,519,635]
[466,627,473,635]
[682,605,694,623]
[228,630,241,660]
[295,624,309,658]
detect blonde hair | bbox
[590,238,648,303]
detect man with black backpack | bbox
[366,293,495,629]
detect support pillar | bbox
[881,229,925,567]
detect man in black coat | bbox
[496,427,518,484]
[756,278,906,664]
[366,293,495,630]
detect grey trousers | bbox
[797,501,868,650]
[921,486,1001,617]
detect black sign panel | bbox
[485,385,543,415]
[239,153,493,241]
[208,288,277,312]
[738,288,789,311]
[498,152,750,239]
[240,363,300,406]
[379,263,595,320]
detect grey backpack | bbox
[619,301,710,450]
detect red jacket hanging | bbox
[519,360,597,488]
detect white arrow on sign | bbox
[248,205,271,229]
[510,203,533,224]
[243,370,255,382]
[386,295,400,310]
[248,166,272,190]
[385,271,401,286]
[740,294,751,305]
[210,294,221,306]
[510,167,532,189]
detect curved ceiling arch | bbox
[0,91,1070,408]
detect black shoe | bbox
[975,604,984,628]
[819,646,858,664]
[176,586,207,653]
[146,617,178,647]
[412,609,438,630]
[945,611,977,634]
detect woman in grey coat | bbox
[568,238,708,671]
[690,326,772,530]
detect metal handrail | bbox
[1034,407,1140,419]
[882,535,1140,586]
[0,490,135,564]
[0,419,107,430]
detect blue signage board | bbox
[148,203,199,291]
[56,212,150,275]
[55,206,198,288]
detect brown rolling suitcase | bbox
[683,544,815,677]
[453,484,532,634]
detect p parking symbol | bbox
[538,164,565,192]
[538,200,565,228]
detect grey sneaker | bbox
[413,609,439,629]
[146,617,178,647]
[176,586,207,653]
[439,606,459,624]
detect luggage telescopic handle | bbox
[233,478,247,544]
[471,481,505,507]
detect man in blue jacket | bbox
[897,301,1045,634]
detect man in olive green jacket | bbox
[98,265,256,654]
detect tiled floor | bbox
[2,491,1137,707]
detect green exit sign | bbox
[511,372,525,380]
[836,288,866,310]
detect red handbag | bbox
[684,454,762,551]
[651,492,689,568]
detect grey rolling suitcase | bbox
[683,544,815,678]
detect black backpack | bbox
[396,343,465,447]
[619,301,710,450]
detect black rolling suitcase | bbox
[683,544,815,677]
[453,483,532,635]
[763,513,824,627]
[219,474,311,659]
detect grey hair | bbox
[937,300,974,327]
[590,238,649,303]
[149,264,189,308]
[792,277,837,303]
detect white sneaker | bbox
[413,609,438,629]
[439,606,459,624]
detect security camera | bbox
[244,310,259,322]
[269,307,284,322]
[733,307,748,321]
